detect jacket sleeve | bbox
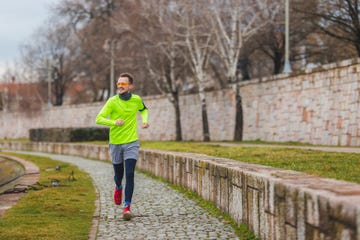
[139,100,148,123]
[95,101,116,126]
[139,108,148,124]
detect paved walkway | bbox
[11,151,238,240]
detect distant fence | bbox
[1,141,359,240]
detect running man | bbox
[95,72,149,220]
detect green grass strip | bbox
[140,141,360,184]
[0,152,96,240]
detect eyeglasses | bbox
[117,82,130,87]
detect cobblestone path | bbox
[16,151,239,240]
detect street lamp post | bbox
[46,59,52,106]
[103,39,117,99]
[110,40,115,98]
[48,70,52,106]
[283,0,292,73]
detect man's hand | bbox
[115,119,125,126]
[142,123,149,129]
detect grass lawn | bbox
[140,141,360,184]
[0,152,96,240]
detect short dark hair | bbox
[119,73,134,84]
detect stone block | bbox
[179,157,188,188]
[305,192,320,227]
[285,187,298,227]
[245,172,265,190]
[200,161,211,201]
[219,170,229,213]
[274,196,286,240]
[174,155,183,185]
[229,184,243,224]
[285,224,297,240]
[275,181,287,199]
[196,161,204,197]
[191,159,199,193]
[265,179,276,215]
[265,212,276,240]
[168,154,175,183]
[247,187,260,235]
[228,166,243,187]
[154,155,160,177]
[328,197,359,229]
[208,163,216,203]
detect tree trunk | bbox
[234,84,243,141]
[54,78,62,106]
[356,43,360,58]
[237,57,250,80]
[173,94,183,141]
[273,51,283,74]
[200,90,210,142]
[55,80,64,106]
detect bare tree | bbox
[54,0,118,101]
[210,0,279,140]
[176,0,216,141]
[251,0,285,75]
[140,0,189,141]
[46,23,76,106]
[303,0,360,58]
[251,0,290,74]
[145,46,186,141]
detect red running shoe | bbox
[122,204,134,221]
[113,188,122,205]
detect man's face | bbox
[117,77,133,94]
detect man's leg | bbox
[113,163,124,189]
[109,144,125,205]
[124,158,137,206]
[123,158,136,220]
[122,141,139,220]
[113,163,124,205]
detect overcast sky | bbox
[0,0,59,76]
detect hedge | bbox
[29,127,109,142]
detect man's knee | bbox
[126,172,134,179]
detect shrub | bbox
[29,127,108,142]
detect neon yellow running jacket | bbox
[95,94,148,144]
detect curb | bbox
[0,153,40,216]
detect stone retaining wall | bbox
[1,58,360,146]
[1,141,359,240]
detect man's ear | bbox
[129,84,134,90]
